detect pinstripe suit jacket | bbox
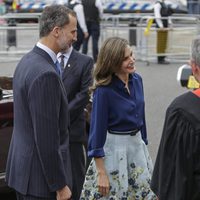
[62,49,93,143]
[5,46,72,198]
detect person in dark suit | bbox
[68,0,88,51]
[5,5,77,200]
[154,0,173,64]
[82,0,103,63]
[57,46,93,200]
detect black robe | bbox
[151,91,200,200]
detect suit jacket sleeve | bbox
[68,57,93,118]
[28,72,69,192]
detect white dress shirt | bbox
[95,0,104,19]
[154,1,164,28]
[154,0,172,28]
[57,46,73,69]
[71,0,88,33]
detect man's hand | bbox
[56,185,72,200]
[84,32,89,39]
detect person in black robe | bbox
[151,36,200,200]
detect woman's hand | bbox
[97,171,110,196]
[94,157,110,196]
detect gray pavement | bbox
[0,58,188,163]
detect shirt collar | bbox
[57,46,73,60]
[112,73,134,89]
[36,42,57,63]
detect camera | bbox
[177,64,199,89]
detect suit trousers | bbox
[16,192,56,200]
[70,143,86,200]
[157,29,168,61]
[82,21,100,62]
[157,30,168,53]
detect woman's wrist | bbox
[97,170,107,175]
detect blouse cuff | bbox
[88,148,105,158]
[143,138,148,145]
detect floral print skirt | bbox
[80,132,157,200]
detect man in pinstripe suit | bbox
[5,5,77,200]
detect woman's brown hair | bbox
[91,37,129,91]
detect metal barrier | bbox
[137,15,200,64]
[101,14,200,64]
[100,13,147,45]
[0,13,40,61]
[0,13,200,64]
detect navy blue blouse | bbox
[88,73,147,158]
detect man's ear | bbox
[191,60,200,83]
[190,60,197,75]
[52,26,60,38]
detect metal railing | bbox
[0,13,200,64]
[0,13,40,61]
[101,13,200,64]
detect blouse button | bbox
[135,114,138,117]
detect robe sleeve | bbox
[151,106,198,200]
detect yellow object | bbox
[187,75,200,89]
[144,18,154,36]
[12,0,17,11]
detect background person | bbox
[57,46,93,200]
[82,0,103,63]
[68,0,88,51]
[5,5,77,200]
[80,37,156,199]
[154,0,173,64]
[151,37,200,200]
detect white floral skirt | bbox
[80,132,157,200]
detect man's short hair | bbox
[191,37,200,67]
[39,5,76,38]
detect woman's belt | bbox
[108,129,140,136]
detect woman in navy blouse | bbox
[80,37,157,199]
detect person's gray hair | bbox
[39,5,76,38]
[191,37,200,67]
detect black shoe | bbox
[158,60,170,64]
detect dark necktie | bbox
[60,54,65,73]
[55,60,62,75]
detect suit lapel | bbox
[62,49,77,80]
[33,46,67,98]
